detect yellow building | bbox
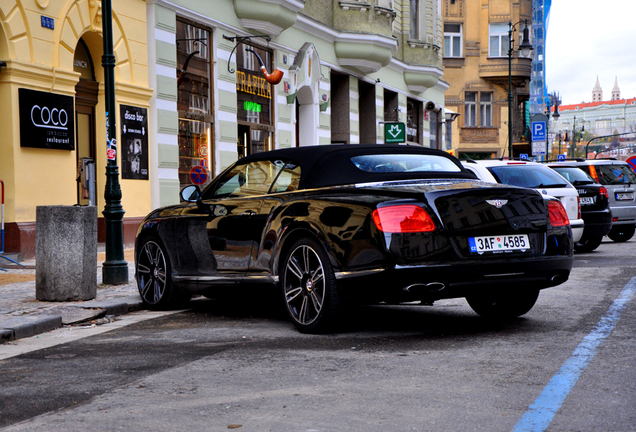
[442,0,533,159]
[0,0,153,259]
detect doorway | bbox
[74,39,98,205]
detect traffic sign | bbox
[557,154,566,161]
[520,154,528,160]
[384,122,406,144]
[190,166,207,185]
[531,121,546,141]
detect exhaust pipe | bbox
[404,282,446,293]
[246,48,284,85]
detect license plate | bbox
[469,234,529,254]
[615,192,634,201]
[580,196,595,205]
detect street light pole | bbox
[101,0,128,285]
[507,20,533,159]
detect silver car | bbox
[550,159,636,242]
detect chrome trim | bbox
[484,272,525,277]
[173,275,243,282]
[334,268,385,279]
[244,274,279,284]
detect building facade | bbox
[0,0,452,259]
[442,0,533,159]
[0,0,153,259]
[146,0,451,209]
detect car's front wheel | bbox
[607,224,635,243]
[136,237,190,309]
[574,234,604,252]
[466,289,539,320]
[281,238,342,333]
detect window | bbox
[410,0,420,40]
[480,93,492,127]
[211,160,283,198]
[489,23,509,57]
[465,92,477,127]
[465,92,493,127]
[443,23,462,57]
[351,154,461,173]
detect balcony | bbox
[479,56,532,85]
[233,0,304,37]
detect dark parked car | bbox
[135,145,574,333]
[548,163,612,252]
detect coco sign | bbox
[19,88,75,150]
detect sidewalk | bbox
[0,248,143,342]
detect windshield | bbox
[551,166,595,184]
[351,154,462,173]
[595,164,636,185]
[487,164,570,188]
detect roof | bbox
[558,98,636,112]
[236,144,476,189]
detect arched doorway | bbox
[74,38,98,205]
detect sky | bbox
[545,0,636,106]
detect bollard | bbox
[35,206,97,301]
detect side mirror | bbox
[180,185,201,202]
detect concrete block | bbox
[35,206,98,301]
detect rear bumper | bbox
[609,205,636,225]
[582,209,613,238]
[350,254,573,302]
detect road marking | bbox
[512,277,636,432]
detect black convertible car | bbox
[135,145,574,333]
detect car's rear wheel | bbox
[136,237,190,309]
[607,224,635,243]
[574,234,604,252]
[281,238,342,333]
[466,289,539,320]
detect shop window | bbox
[236,43,274,157]
[176,19,213,188]
[407,98,421,144]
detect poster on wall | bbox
[119,104,149,180]
[19,88,75,150]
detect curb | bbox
[0,295,144,343]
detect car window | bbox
[487,164,569,188]
[210,160,282,198]
[351,154,461,173]
[551,166,594,184]
[595,164,636,185]
[270,163,301,193]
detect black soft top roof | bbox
[236,144,477,189]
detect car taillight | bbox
[548,200,570,227]
[599,186,609,199]
[372,205,435,233]
[577,196,581,219]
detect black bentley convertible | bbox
[135,145,573,333]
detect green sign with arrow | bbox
[384,122,406,144]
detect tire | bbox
[280,237,342,333]
[136,237,190,309]
[607,224,635,243]
[574,234,603,253]
[466,289,539,320]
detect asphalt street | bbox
[0,239,635,432]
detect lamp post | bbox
[546,92,560,159]
[507,20,533,158]
[101,0,128,285]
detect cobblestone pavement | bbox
[0,249,141,341]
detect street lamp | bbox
[545,92,560,159]
[507,19,533,158]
